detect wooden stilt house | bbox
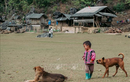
[71,6,117,33]
[55,13,73,31]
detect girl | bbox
[82,41,96,79]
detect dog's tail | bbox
[118,53,124,60]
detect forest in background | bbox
[0,0,130,19]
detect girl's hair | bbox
[83,41,91,48]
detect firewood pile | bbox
[0,30,11,34]
[105,27,122,33]
[0,28,26,34]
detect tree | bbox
[0,0,4,14]
[126,0,130,6]
[4,0,8,13]
[113,3,125,12]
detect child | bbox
[82,41,96,80]
[49,27,53,38]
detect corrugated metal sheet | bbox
[76,6,107,14]
[71,6,117,18]
[55,14,72,21]
[71,13,94,17]
[26,13,44,19]
[55,18,67,21]
[74,19,94,23]
[95,14,102,17]
[99,12,117,17]
[64,14,71,20]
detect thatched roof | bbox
[71,6,117,18]
[26,13,47,19]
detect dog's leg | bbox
[103,67,109,78]
[106,69,109,77]
[34,72,42,81]
[113,66,119,77]
[119,63,128,77]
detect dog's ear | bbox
[42,67,44,71]
[33,67,36,71]
[102,57,105,60]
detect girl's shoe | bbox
[90,73,93,78]
[86,73,90,79]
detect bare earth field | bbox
[0,33,130,82]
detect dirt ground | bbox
[0,32,130,82]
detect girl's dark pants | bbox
[85,64,94,77]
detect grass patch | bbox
[0,33,130,82]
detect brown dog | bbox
[25,66,67,82]
[96,53,128,78]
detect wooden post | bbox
[93,16,94,27]
[78,22,79,33]
[71,20,73,26]
[62,21,63,31]
[82,17,83,26]
[60,22,63,32]
[73,19,75,26]
[56,21,57,30]
[73,19,75,33]
[75,27,76,33]
[56,25,57,30]
[13,27,15,32]
[78,27,80,33]
[29,25,30,32]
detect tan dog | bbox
[25,66,67,82]
[96,53,128,78]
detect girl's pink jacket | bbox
[83,49,96,64]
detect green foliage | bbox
[80,4,86,9]
[20,1,29,11]
[0,5,4,13]
[102,0,107,4]
[0,1,4,13]
[72,0,94,9]
[126,0,130,6]
[80,0,92,6]
[0,0,129,18]
[72,0,80,8]
[113,3,125,12]
[52,6,58,12]
[107,0,113,4]
[44,7,48,14]
[7,0,29,13]
[26,0,33,5]
[61,0,68,3]
[0,0,98,15]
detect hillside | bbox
[0,0,130,15]
[112,9,130,27]
[0,0,130,27]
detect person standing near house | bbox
[49,27,53,38]
[82,41,96,80]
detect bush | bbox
[61,0,68,3]
[72,0,80,8]
[102,0,107,4]
[0,6,4,13]
[113,3,125,12]
[52,6,57,12]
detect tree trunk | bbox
[4,0,7,12]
